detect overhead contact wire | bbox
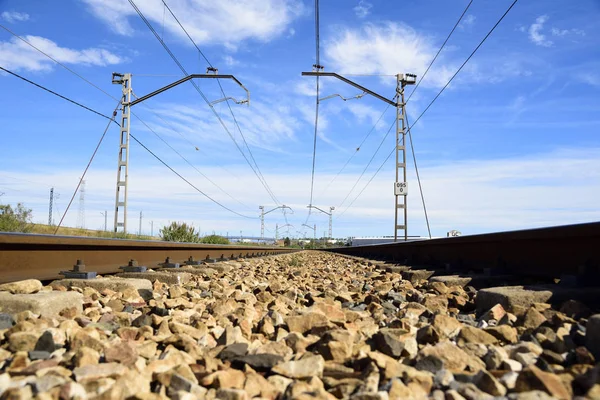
[337,0,519,219]
[54,102,121,234]
[131,0,281,206]
[305,0,321,225]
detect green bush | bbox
[283,237,291,247]
[0,202,33,233]
[200,234,230,245]
[159,222,200,243]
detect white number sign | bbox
[394,182,407,196]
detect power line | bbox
[337,119,395,209]
[4,63,257,220]
[305,0,321,225]
[130,134,257,219]
[408,0,519,131]
[128,0,281,206]
[406,0,474,103]
[0,66,117,123]
[55,102,120,234]
[318,104,391,197]
[130,92,252,210]
[0,23,248,205]
[406,112,431,239]
[319,0,475,198]
[337,0,519,220]
[161,0,281,205]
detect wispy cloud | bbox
[458,14,476,29]
[528,15,553,47]
[4,147,599,237]
[80,0,306,48]
[1,11,30,23]
[551,27,585,37]
[354,1,372,19]
[223,55,239,66]
[0,35,124,72]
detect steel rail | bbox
[0,233,297,283]
[326,221,600,279]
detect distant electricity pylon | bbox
[48,187,54,226]
[259,205,292,242]
[77,179,86,229]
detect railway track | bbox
[0,233,297,284]
[1,226,600,398]
[326,221,600,281]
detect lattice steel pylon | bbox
[112,73,131,233]
[394,74,416,242]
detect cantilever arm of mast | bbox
[302,71,397,107]
[129,74,250,107]
[307,205,332,216]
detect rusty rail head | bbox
[326,221,600,279]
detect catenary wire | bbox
[3,60,257,220]
[337,119,395,210]
[0,23,249,206]
[337,0,519,220]
[160,0,281,205]
[320,0,475,199]
[129,0,281,206]
[0,66,117,123]
[54,102,120,234]
[130,92,252,210]
[406,112,432,239]
[406,0,474,103]
[305,0,321,225]
[130,134,257,219]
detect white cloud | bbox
[324,22,456,88]
[354,1,372,19]
[80,0,305,48]
[4,147,600,237]
[0,35,124,72]
[551,27,585,37]
[149,97,303,153]
[528,15,553,47]
[223,55,239,66]
[458,14,476,29]
[1,11,30,23]
[578,73,600,87]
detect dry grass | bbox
[29,224,156,240]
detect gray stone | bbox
[34,331,57,353]
[218,343,249,361]
[0,291,83,317]
[0,313,15,329]
[234,354,284,370]
[28,350,51,360]
[372,330,405,357]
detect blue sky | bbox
[0,0,599,239]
